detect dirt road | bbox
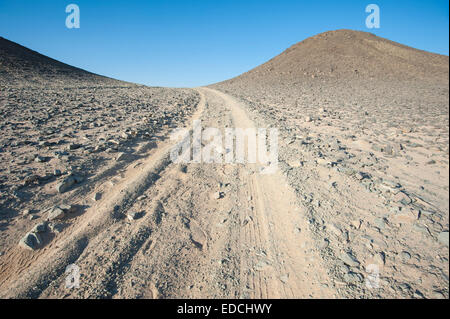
[0,88,334,298]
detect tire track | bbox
[199,88,335,298]
[0,91,205,298]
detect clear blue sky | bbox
[0,0,448,87]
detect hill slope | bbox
[215,29,448,87]
[0,36,119,86]
[212,30,449,299]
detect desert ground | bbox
[0,30,448,299]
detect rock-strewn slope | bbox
[0,36,121,87]
[212,29,449,298]
[0,36,200,285]
[215,29,448,84]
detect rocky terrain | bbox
[0,36,201,297]
[0,30,448,299]
[212,30,449,298]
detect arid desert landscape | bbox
[0,29,448,299]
